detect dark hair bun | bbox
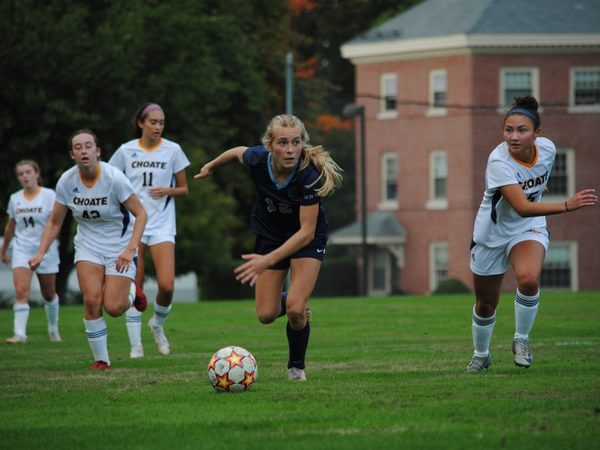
[512,95,539,112]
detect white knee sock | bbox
[84,317,110,364]
[152,303,172,328]
[13,303,30,338]
[514,289,539,340]
[126,307,143,347]
[44,295,60,333]
[128,281,136,308]
[472,306,496,357]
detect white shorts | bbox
[74,245,137,280]
[140,234,175,246]
[470,228,549,276]
[11,242,60,274]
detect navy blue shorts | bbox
[253,235,327,270]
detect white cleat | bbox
[5,335,27,344]
[49,331,62,342]
[148,318,170,355]
[513,339,532,368]
[130,345,144,359]
[287,367,307,381]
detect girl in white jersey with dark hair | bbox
[466,96,598,373]
[2,160,61,343]
[110,103,190,358]
[29,130,148,369]
[195,114,343,381]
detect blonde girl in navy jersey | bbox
[29,130,148,369]
[110,103,190,358]
[195,114,343,381]
[2,160,61,343]
[466,96,598,373]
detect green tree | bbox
[0,0,293,300]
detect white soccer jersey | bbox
[55,162,136,257]
[6,187,58,254]
[472,137,556,248]
[109,138,190,236]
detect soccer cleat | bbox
[89,361,111,370]
[513,339,532,368]
[48,331,62,342]
[287,367,307,381]
[133,282,148,312]
[465,354,492,373]
[148,318,170,355]
[130,345,144,359]
[5,335,27,344]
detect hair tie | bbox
[141,103,163,118]
[506,107,540,129]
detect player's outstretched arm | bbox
[501,185,598,217]
[194,146,248,180]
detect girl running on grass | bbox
[195,114,343,381]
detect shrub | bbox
[432,278,471,295]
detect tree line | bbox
[0,0,419,300]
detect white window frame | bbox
[426,69,447,117]
[499,67,540,111]
[369,247,391,296]
[568,66,600,113]
[426,150,448,210]
[377,73,398,120]
[544,148,575,202]
[541,241,578,291]
[379,152,399,210]
[429,242,449,292]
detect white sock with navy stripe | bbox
[84,317,110,364]
[152,303,172,328]
[126,307,142,347]
[44,295,60,334]
[13,303,30,338]
[514,289,539,340]
[472,306,496,357]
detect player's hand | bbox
[193,164,212,180]
[565,189,598,212]
[28,254,43,270]
[234,253,270,287]
[1,253,9,265]
[148,187,169,199]
[116,249,134,273]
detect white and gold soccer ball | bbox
[207,346,257,393]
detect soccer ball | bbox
[207,346,257,393]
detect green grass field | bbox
[1,292,599,450]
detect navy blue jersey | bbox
[243,146,328,242]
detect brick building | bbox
[333,0,600,295]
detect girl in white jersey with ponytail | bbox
[2,160,61,343]
[29,130,148,369]
[466,96,598,373]
[110,103,190,358]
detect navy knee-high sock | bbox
[287,321,310,369]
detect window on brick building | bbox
[430,242,449,291]
[427,70,447,116]
[378,73,398,119]
[379,153,398,209]
[545,149,575,200]
[426,151,447,209]
[541,242,576,290]
[570,67,600,111]
[500,68,539,108]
